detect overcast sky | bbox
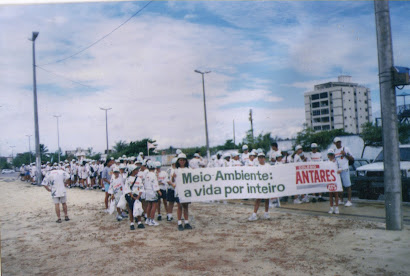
[1,1,410,157]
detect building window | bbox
[321,109,329,115]
[365,101,368,104]
[320,92,328,99]
[344,108,346,111]
[366,116,369,119]
[345,125,348,128]
[365,108,368,112]
[313,118,321,123]
[344,116,347,119]
[312,94,320,100]
[312,102,320,108]
[320,101,329,107]
[322,125,330,130]
[314,126,322,131]
[313,110,320,116]
[343,92,345,94]
[322,117,330,122]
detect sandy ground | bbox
[1,175,409,276]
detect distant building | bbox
[304,75,372,134]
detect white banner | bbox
[175,162,343,203]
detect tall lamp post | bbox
[194,70,211,162]
[10,146,15,163]
[100,107,112,155]
[53,115,61,163]
[26,135,32,164]
[29,31,42,185]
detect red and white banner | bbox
[175,162,343,203]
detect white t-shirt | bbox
[268,149,280,162]
[42,169,70,198]
[308,152,322,162]
[334,146,352,170]
[222,159,231,167]
[240,152,250,164]
[245,158,257,167]
[123,175,144,195]
[231,159,242,167]
[108,175,124,195]
[257,162,270,167]
[190,158,204,169]
[167,168,176,190]
[157,171,168,190]
[293,153,305,163]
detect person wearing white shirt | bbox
[42,167,71,223]
[292,145,308,204]
[245,151,257,166]
[222,153,232,167]
[268,142,280,164]
[144,161,161,226]
[231,152,242,166]
[108,167,125,221]
[190,153,205,169]
[308,143,326,203]
[248,152,271,221]
[327,149,340,214]
[123,165,145,230]
[156,161,168,222]
[333,137,354,206]
[240,145,250,164]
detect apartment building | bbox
[304,76,372,134]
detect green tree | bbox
[113,140,129,154]
[0,157,12,169]
[12,152,33,168]
[294,126,350,151]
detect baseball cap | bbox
[242,145,248,150]
[258,152,265,157]
[334,137,341,143]
[311,143,318,148]
[194,153,200,158]
[177,153,187,160]
[295,145,303,151]
[113,166,120,172]
[327,149,335,155]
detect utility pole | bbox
[233,119,236,145]
[53,115,61,163]
[100,107,112,155]
[249,109,254,142]
[26,135,32,164]
[194,70,211,162]
[10,146,15,163]
[374,0,402,230]
[29,31,42,185]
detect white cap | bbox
[334,137,341,143]
[231,152,239,157]
[242,145,248,150]
[223,153,231,159]
[113,166,120,172]
[119,164,126,169]
[250,151,257,156]
[177,153,187,160]
[194,153,200,158]
[295,145,303,151]
[139,152,144,156]
[176,149,182,155]
[258,152,265,157]
[128,164,137,172]
[155,161,161,168]
[311,143,318,148]
[171,158,177,164]
[275,152,283,158]
[327,149,335,155]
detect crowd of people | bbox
[21,137,355,228]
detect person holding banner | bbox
[248,152,271,221]
[333,137,354,207]
[327,149,340,214]
[172,153,193,231]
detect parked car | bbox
[355,145,410,202]
[1,169,15,174]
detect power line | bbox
[36,65,99,90]
[40,1,153,66]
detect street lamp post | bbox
[29,31,42,185]
[26,135,32,164]
[10,146,15,163]
[100,107,112,155]
[194,70,211,162]
[53,115,61,163]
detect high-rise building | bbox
[304,76,372,134]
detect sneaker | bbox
[344,201,352,207]
[151,220,159,226]
[130,224,135,230]
[318,197,326,202]
[116,215,123,221]
[328,207,334,214]
[137,223,145,229]
[184,223,192,229]
[334,207,339,214]
[263,213,270,219]
[167,217,173,222]
[248,213,258,221]
[157,214,162,221]
[293,198,302,204]
[178,224,184,231]
[121,212,128,218]
[146,219,152,226]
[338,200,344,205]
